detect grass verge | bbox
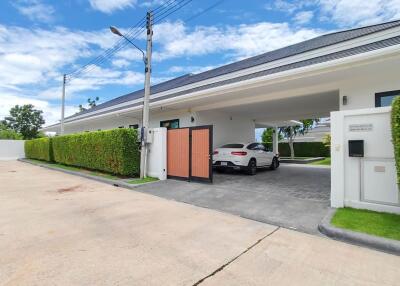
[331,208,400,241]
[25,159,126,180]
[127,177,159,184]
[310,157,331,165]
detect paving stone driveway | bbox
[136,164,331,234]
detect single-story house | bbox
[43,20,400,213]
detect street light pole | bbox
[141,11,153,179]
[61,74,66,135]
[110,11,153,179]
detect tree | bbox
[322,133,331,148]
[0,123,22,140]
[2,105,45,139]
[261,128,283,143]
[279,119,319,158]
[79,97,99,112]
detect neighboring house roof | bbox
[62,20,400,124]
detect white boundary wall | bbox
[331,107,400,214]
[0,140,25,160]
[146,128,167,180]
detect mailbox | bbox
[348,140,364,157]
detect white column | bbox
[272,127,279,155]
[330,111,345,208]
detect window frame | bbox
[375,90,400,107]
[160,119,180,129]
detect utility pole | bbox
[61,74,66,135]
[140,11,153,179]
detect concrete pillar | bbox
[330,111,345,208]
[272,127,279,155]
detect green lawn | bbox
[310,157,331,165]
[127,177,159,184]
[331,208,400,241]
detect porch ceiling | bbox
[211,91,339,122]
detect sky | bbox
[1,0,400,127]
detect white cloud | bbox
[318,0,400,27]
[13,0,55,23]
[265,0,313,14]
[294,11,314,25]
[153,21,322,61]
[266,0,400,27]
[0,93,75,126]
[89,0,137,13]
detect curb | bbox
[280,157,325,164]
[18,159,159,191]
[318,208,400,256]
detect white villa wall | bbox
[331,107,400,214]
[340,64,400,110]
[197,110,255,148]
[0,140,25,160]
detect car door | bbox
[246,143,260,165]
[260,144,274,165]
[256,144,269,166]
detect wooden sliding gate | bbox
[167,125,213,183]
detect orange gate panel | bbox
[167,128,189,179]
[191,128,210,180]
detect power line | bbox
[184,0,224,23]
[66,0,181,82]
[153,0,194,23]
[65,0,195,83]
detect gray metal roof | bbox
[66,20,400,122]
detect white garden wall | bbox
[146,128,167,180]
[331,107,400,214]
[0,140,25,160]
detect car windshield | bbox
[220,144,244,148]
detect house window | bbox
[118,126,124,129]
[160,119,179,129]
[129,124,139,129]
[375,90,400,107]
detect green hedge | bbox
[25,138,53,161]
[278,142,330,157]
[392,97,400,184]
[52,129,139,176]
[262,141,330,157]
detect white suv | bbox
[213,143,279,175]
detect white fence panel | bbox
[0,140,25,160]
[146,128,167,180]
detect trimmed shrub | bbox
[278,142,330,157]
[52,129,139,176]
[25,137,53,161]
[391,97,400,184]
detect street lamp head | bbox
[110,26,123,37]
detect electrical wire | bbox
[66,0,180,82]
[65,0,195,84]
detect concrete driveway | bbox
[1,161,400,286]
[136,164,331,234]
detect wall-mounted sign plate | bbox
[349,124,373,132]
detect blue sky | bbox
[1,0,400,126]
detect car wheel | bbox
[215,168,225,173]
[247,159,257,175]
[270,157,278,170]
